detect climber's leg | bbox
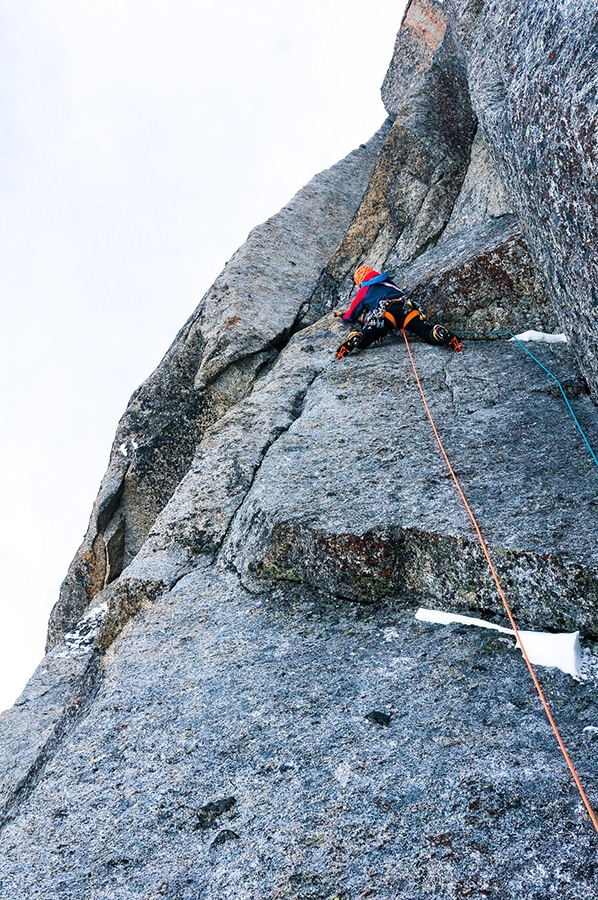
[406,314,464,351]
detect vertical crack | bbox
[214,369,323,571]
[0,651,105,833]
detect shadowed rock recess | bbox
[1,1,598,896]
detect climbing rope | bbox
[401,328,598,834]
[509,334,598,469]
[455,329,598,468]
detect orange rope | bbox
[401,329,598,834]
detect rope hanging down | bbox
[454,329,598,468]
[400,328,598,834]
[509,334,598,469]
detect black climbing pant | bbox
[358,299,453,350]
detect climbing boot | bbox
[431,324,450,345]
[448,335,464,352]
[335,331,363,360]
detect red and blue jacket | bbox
[342,272,405,323]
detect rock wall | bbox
[2,1,598,896]
[2,571,597,899]
[446,0,598,400]
[47,124,389,650]
[311,7,477,315]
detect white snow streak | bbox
[416,608,512,634]
[55,601,109,658]
[120,439,139,456]
[415,608,581,678]
[511,330,567,343]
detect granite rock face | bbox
[2,0,598,896]
[311,3,477,316]
[397,215,558,334]
[223,330,598,636]
[439,128,512,242]
[446,0,598,400]
[47,124,389,651]
[381,0,448,118]
[1,572,598,899]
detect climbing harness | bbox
[403,308,420,329]
[400,327,598,834]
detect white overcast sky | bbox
[0,0,405,712]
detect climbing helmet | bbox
[353,265,377,287]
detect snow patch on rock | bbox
[511,330,567,343]
[55,602,109,658]
[415,607,581,678]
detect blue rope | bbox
[453,326,598,468]
[508,333,598,469]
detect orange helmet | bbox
[353,265,377,287]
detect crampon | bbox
[335,331,363,360]
[448,335,464,352]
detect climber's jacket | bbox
[336,264,464,358]
[342,272,405,323]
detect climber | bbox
[335,265,464,360]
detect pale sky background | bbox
[0,0,406,713]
